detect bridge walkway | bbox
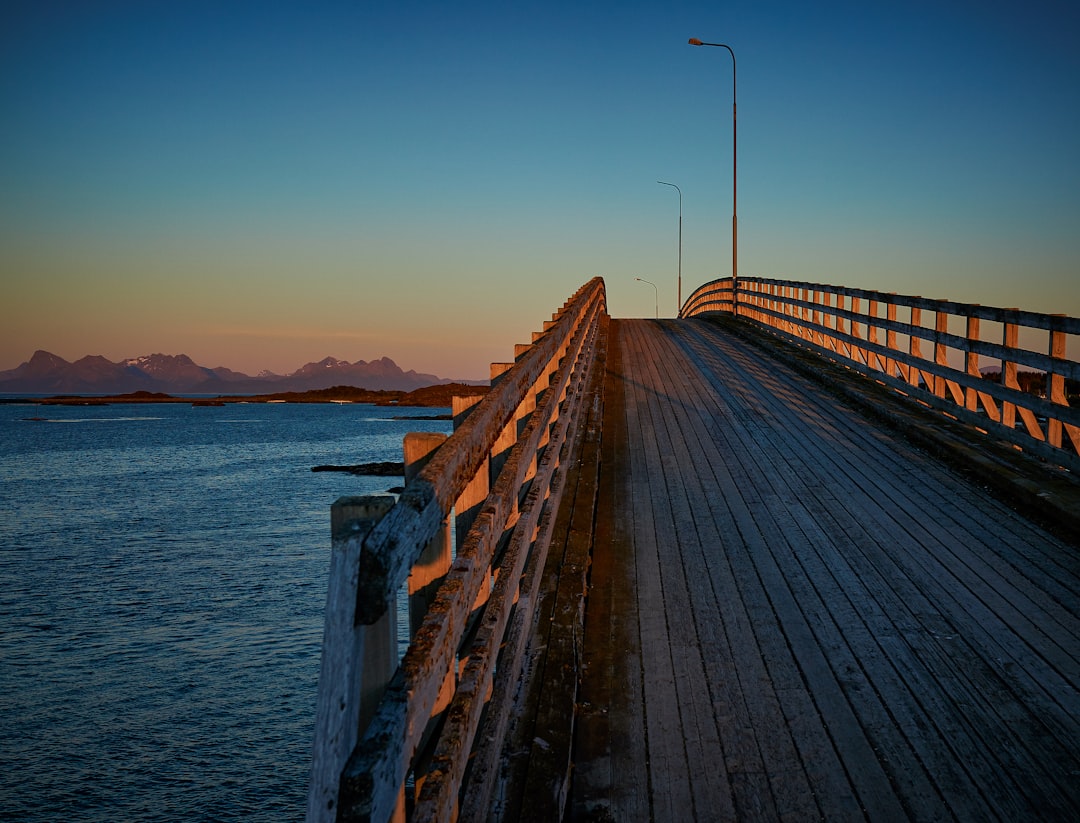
[566,317,1080,821]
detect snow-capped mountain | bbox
[0,351,463,395]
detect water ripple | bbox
[0,402,449,821]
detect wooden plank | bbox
[629,322,745,820]
[570,322,651,821]
[565,314,1080,821]
[652,321,912,821]
[619,322,697,820]
[637,328,832,822]
[802,449,1079,814]
[673,315,1080,816]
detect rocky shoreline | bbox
[9,383,488,408]
[311,461,405,476]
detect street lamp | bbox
[657,180,682,313]
[635,277,659,318]
[688,37,738,308]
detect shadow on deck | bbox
[505,316,1080,822]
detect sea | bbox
[0,399,452,822]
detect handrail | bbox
[307,277,608,822]
[681,276,1080,472]
[679,275,736,319]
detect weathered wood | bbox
[738,276,1080,335]
[410,291,605,822]
[307,495,397,823]
[570,317,1080,822]
[569,325,651,823]
[742,300,1080,418]
[712,319,1075,807]
[671,323,986,819]
[449,397,487,545]
[404,433,451,634]
[629,322,755,820]
[508,316,607,823]
[355,278,607,627]
[315,273,1078,823]
[403,433,454,778]
[696,276,1080,379]
[683,276,1080,472]
[329,278,607,823]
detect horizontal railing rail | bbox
[681,276,1080,472]
[679,276,736,319]
[307,277,608,823]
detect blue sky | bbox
[2,0,1077,379]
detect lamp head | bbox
[688,38,703,46]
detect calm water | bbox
[0,401,451,822]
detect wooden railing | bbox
[307,277,608,823]
[681,276,1080,472]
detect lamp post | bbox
[688,37,737,309]
[657,180,682,313]
[635,277,659,318]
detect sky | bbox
[2,0,1077,381]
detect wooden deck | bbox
[568,318,1080,821]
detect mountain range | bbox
[0,350,477,395]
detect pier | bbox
[308,277,1080,822]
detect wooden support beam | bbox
[307,495,398,823]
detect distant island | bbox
[24,383,489,408]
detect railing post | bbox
[934,310,949,399]
[965,314,981,412]
[886,298,899,380]
[835,293,848,357]
[405,434,452,634]
[867,299,881,372]
[452,393,482,430]
[1002,319,1019,432]
[451,394,488,541]
[1001,317,1046,441]
[1048,315,1066,449]
[513,343,540,488]
[822,291,834,352]
[489,362,516,480]
[809,290,819,347]
[1050,317,1080,453]
[909,306,924,388]
[850,296,862,365]
[307,495,397,823]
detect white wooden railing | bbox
[681,276,1080,472]
[307,277,607,822]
